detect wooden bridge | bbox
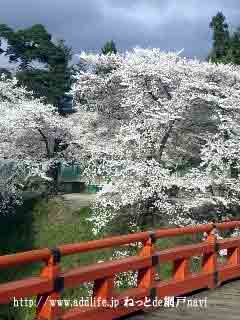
[0,221,240,319]
[141,279,240,320]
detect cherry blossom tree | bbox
[199,90,240,216]
[0,160,43,214]
[0,77,73,161]
[72,48,240,234]
[0,76,74,213]
[0,161,22,214]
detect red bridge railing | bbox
[0,221,240,319]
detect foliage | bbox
[209,12,240,65]
[209,12,230,62]
[73,48,240,234]
[0,76,75,212]
[0,67,11,78]
[1,45,240,231]
[101,40,117,55]
[0,24,73,107]
[0,163,22,214]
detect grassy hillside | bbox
[0,197,196,319]
[0,197,105,319]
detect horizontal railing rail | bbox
[0,220,240,319]
[1,220,238,268]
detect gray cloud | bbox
[0,0,239,64]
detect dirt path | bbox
[61,193,96,210]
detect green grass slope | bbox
[0,197,106,319]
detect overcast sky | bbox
[0,0,240,67]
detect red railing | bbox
[1,221,240,319]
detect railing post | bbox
[36,248,63,320]
[227,247,240,265]
[202,225,218,288]
[93,276,114,303]
[173,258,189,280]
[137,231,157,299]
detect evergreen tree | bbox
[0,24,73,108]
[0,68,11,79]
[209,12,230,62]
[226,28,240,65]
[101,40,117,55]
